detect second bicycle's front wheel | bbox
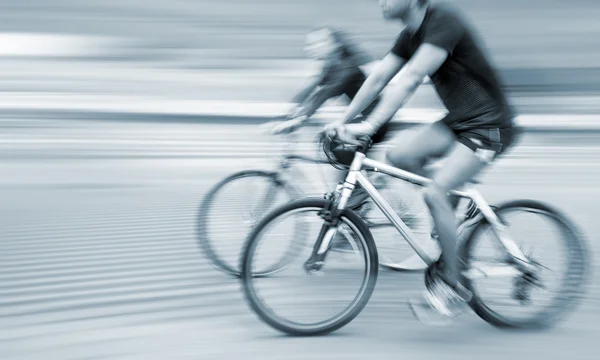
[197,170,298,276]
[240,198,379,336]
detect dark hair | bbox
[417,0,428,7]
[311,27,374,66]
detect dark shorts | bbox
[435,120,519,163]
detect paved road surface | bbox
[1,117,599,360]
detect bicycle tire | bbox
[240,197,379,336]
[197,170,297,276]
[459,199,590,329]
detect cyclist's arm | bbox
[364,44,450,131]
[295,85,339,119]
[291,75,322,104]
[271,80,343,134]
[339,53,406,124]
[294,64,358,120]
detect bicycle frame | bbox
[253,131,390,224]
[318,152,534,273]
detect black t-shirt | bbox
[320,59,366,100]
[391,4,514,131]
[315,58,380,116]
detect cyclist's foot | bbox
[347,175,389,212]
[409,267,472,325]
[346,187,370,211]
[329,229,358,253]
[330,235,354,252]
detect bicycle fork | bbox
[304,171,358,274]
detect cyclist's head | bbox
[304,27,337,61]
[379,0,428,20]
[304,27,372,65]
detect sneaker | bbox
[409,266,472,325]
[346,187,370,210]
[329,228,357,253]
[330,234,354,252]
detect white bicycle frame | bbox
[317,152,535,278]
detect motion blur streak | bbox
[0,0,599,359]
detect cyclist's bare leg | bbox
[379,124,454,268]
[385,123,455,177]
[422,142,487,287]
[384,123,457,217]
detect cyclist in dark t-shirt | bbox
[325,0,518,324]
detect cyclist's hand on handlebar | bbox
[323,121,343,137]
[324,120,374,138]
[343,122,375,138]
[323,123,368,147]
[270,116,307,135]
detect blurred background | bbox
[1,1,599,359]
[1,0,600,104]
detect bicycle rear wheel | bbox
[197,170,297,276]
[459,200,589,329]
[240,198,378,336]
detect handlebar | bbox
[317,127,373,169]
[259,117,375,168]
[322,127,365,146]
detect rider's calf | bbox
[423,181,460,284]
[423,183,454,215]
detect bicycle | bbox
[239,129,589,335]
[197,121,433,277]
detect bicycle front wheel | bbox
[197,170,297,276]
[240,198,378,336]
